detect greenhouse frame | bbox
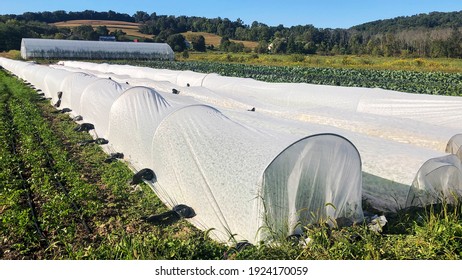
[20,38,174,60]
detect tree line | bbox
[1,9,462,58]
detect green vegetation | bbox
[123,59,462,96]
[3,10,462,57]
[1,68,462,260]
[179,52,462,73]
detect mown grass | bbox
[1,68,462,260]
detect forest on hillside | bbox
[1,9,462,58]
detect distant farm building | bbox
[20,38,174,60]
[99,36,116,41]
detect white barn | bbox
[20,38,174,60]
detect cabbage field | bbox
[121,60,462,96]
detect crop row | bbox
[0,80,46,256]
[125,60,462,96]
[0,71,99,258]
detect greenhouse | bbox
[20,38,174,60]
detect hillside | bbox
[350,10,462,34]
[52,20,258,48]
[181,31,258,49]
[52,20,152,39]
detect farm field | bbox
[52,20,259,48]
[121,59,462,96]
[52,20,152,39]
[178,52,462,73]
[1,62,462,260]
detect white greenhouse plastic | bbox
[106,86,192,169]
[59,72,100,111]
[21,38,174,60]
[57,60,462,212]
[79,79,130,138]
[148,105,362,241]
[447,134,462,162]
[407,155,462,207]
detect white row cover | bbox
[21,38,174,60]
[407,155,462,207]
[446,134,462,162]
[1,58,364,243]
[55,60,462,212]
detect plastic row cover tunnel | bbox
[0,58,364,243]
[60,60,462,131]
[447,134,462,162]
[57,60,462,214]
[105,85,364,242]
[148,104,363,242]
[0,60,80,108]
[405,135,462,208]
[407,154,462,208]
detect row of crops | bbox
[0,70,103,257]
[122,60,462,96]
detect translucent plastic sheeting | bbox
[55,60,462,212]
[221,109,443,212]
[0,59,71,101]
[446,134,462,162]
[107,86,194,170]
[59,61,206,87]
[54,64,442,210]
[13,61,36,80]
[25,66,54,95]
[0,58,366,243]
[201,74,462,131]
[44,68,76,104]
[407,155,462,207]
[4,57,462,240]
[149,104,363,242]
[62,60,462,131]
[59,61,462,147]
[21,38,174,60]
[262,134,363,237]
[58,72,100,111]
[79,79,130,138]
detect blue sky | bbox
[1,0,461,28]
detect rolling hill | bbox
[52,20,259,49]
[52,19,152,39]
